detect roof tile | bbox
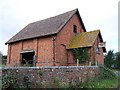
[6,9,78,44]
[67,30,100,49]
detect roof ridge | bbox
[86,29,100,33]
[30,9,78,25]
[5,8,83,44]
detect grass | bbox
[70,65,119,88]
[79,66,119,88]
[0,64,5,67]
[79,78,118,88]
[118,76,120,88]
[50,76,118,88]
[52,77,118,89]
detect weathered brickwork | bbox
[55,14,84,66]
[6,13,86,66]
[90,37,104,64]
[37,37,54,66]
[7,42,22,66]
[2,66,99,88]
[7,36,54,66]
[6,12,105,66]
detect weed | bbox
[23,75,32,88]
[38,70,44,76]
[52,77,66,88]
[2,71,19,88]
[77,65,118,88]
[98,65,117,79]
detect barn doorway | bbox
[20,50,35,67]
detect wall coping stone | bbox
[1,66,98,70]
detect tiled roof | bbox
[6,9,86,44]
[67,30,102,49]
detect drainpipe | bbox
[96,37,99,66]
[52,37,56,66]
[9,45,11,64]
[66,50,68,66]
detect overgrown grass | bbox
[51,77,118,89]
[75,65,118,88]
[118,76,120,88]
[63,65,118,88]
[79,76,118,88]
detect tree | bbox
[0,51,3,60]
[114,51,120,70]
[73,48,89,64]
[0,51,3,65]
[104,50,115,69]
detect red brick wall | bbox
[55,14,85,66]
[37,37,54,66]
[22,39,34,50]
[67,50,75,65]
[7,45,11,65]
[94,37,104,64]
[7,36,54,66]
[89,36,104,65]
[6,13,104,67]
[7,42,22,66]
[6,13,87,66]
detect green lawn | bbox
[118,76,120,88]
[80,78,118,88]
[77,73,119,89]
[54,77,118,88]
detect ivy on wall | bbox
[72,48,89,63]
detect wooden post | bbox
[77,59,79,66]
[33,55,36,66]
[89,61,91,66]
[33,39,38,66]
[96,61,98,66]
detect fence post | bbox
[77,59,79,66]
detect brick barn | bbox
[5,9,106,67]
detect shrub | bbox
[2,71,19,88]
[53,77,61,88]
[73,48,89,63]
[38,70,44,76]
[23,75,32,88]
[98,65,117,79]
[2,71,32,89]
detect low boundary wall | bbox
[1,66,99,88]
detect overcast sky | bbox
[0,0,119,55]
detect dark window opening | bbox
[73,25,77,33]
[21,51,35,66]
[96,47,100,54]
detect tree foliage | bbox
[114,52,120,70]
[0,51,3,60]
[73,48,89,63]
[104,50,114,69]
[104,50,120,70]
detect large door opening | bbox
[20,51,35,66]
